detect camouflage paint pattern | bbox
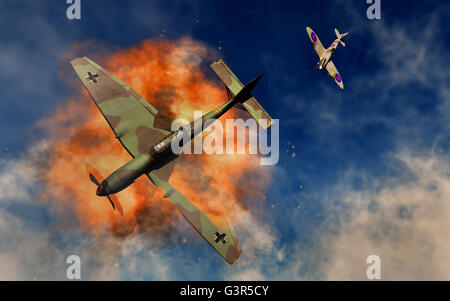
[70,56,266,264]
[210,59,273,129]
[147,171,242,264]
[70,57,168,159]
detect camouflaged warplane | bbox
[70,57,272,264]
[306,27,349,89]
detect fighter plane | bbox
[70,57,272,264]
[306,27,349,89]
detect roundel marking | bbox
[311,32,317,42]
[335,74,342,83]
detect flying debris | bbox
[306,27,349,90]
[70,57,273,264]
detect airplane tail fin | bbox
[335,28,349,47]
[210,59,273,130]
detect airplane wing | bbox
[70,57,169,158]
[146,170,242,264]
[325,60,344,90]
[306,27,325,58]
[210,59,272,130]
[73,57,242,263]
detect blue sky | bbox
[0,0,449,280]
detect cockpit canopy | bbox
[151,131,182,156]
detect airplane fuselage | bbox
[96,76,261,197]
[317,38,341,70]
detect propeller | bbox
[85,163,123,216]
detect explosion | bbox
[40,38,271,248]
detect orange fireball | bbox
[41,38,270,240]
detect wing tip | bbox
[70,57,91,69]
[70,57,83,66]
[225,243,242,265]
[256,118,272,130]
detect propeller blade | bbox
[85,163,104,184]
[88,173,100,186]
[108,194,124,216]
[107,195,115,210]
[85,163,123,216]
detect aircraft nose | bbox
[96,184,106,196]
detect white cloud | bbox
[319,151,450,280]
[1,1,449,281]
[0,142,51,203]
[0,196,65,280]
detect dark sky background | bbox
[0,0,449,280]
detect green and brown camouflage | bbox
[306,27,349,90]
[210,59,273,129]
[70,56,266,264]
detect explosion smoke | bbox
[36,38,271,257]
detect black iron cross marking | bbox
[214,232,227,244]
[86,72,99,83]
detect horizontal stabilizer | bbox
[210,59,272,130]
[335,28,349,47]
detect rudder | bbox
[210,59,272,130]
